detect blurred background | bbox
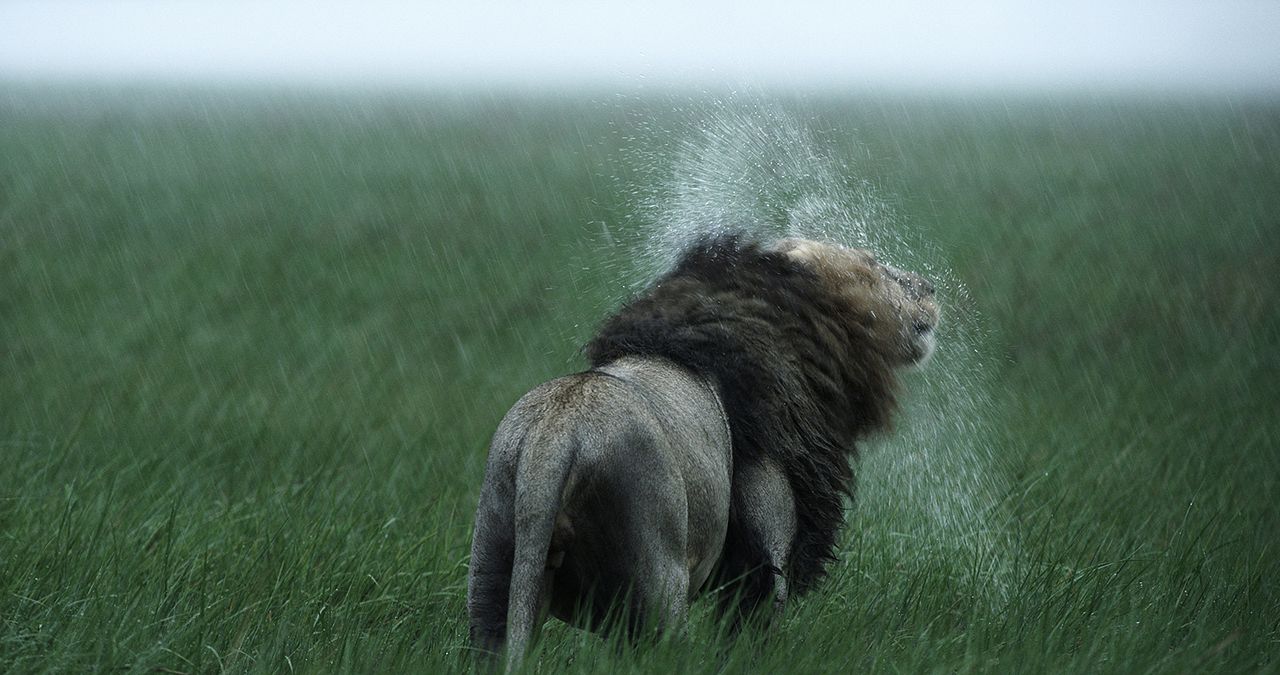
[2,2,1277,673]
[4,0,1280,92]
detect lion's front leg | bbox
[725,455,796,628]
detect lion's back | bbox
[491,357,728,477]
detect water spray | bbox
[615,94,1019,602]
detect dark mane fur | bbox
[585,234,901,600]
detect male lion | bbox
[467,234,939,667]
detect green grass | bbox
[2,84,1277,673]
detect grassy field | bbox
[2,84,1277,673]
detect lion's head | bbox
[770,238,940,366]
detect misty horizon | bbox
[3,1,1279,94]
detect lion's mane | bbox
[585,234,900,597]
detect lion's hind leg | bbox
[595,459,695,644]
[639,561,692,637]
[601,557,691,652]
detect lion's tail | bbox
[502,425,576,670]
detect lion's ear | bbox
[770,238,822,264]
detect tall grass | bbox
[2,84,1277,672]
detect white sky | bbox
[2,1,1279,91]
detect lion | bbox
[467,234,939,667]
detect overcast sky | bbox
[3,1,1279,92]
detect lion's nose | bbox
[915,275,935,297]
